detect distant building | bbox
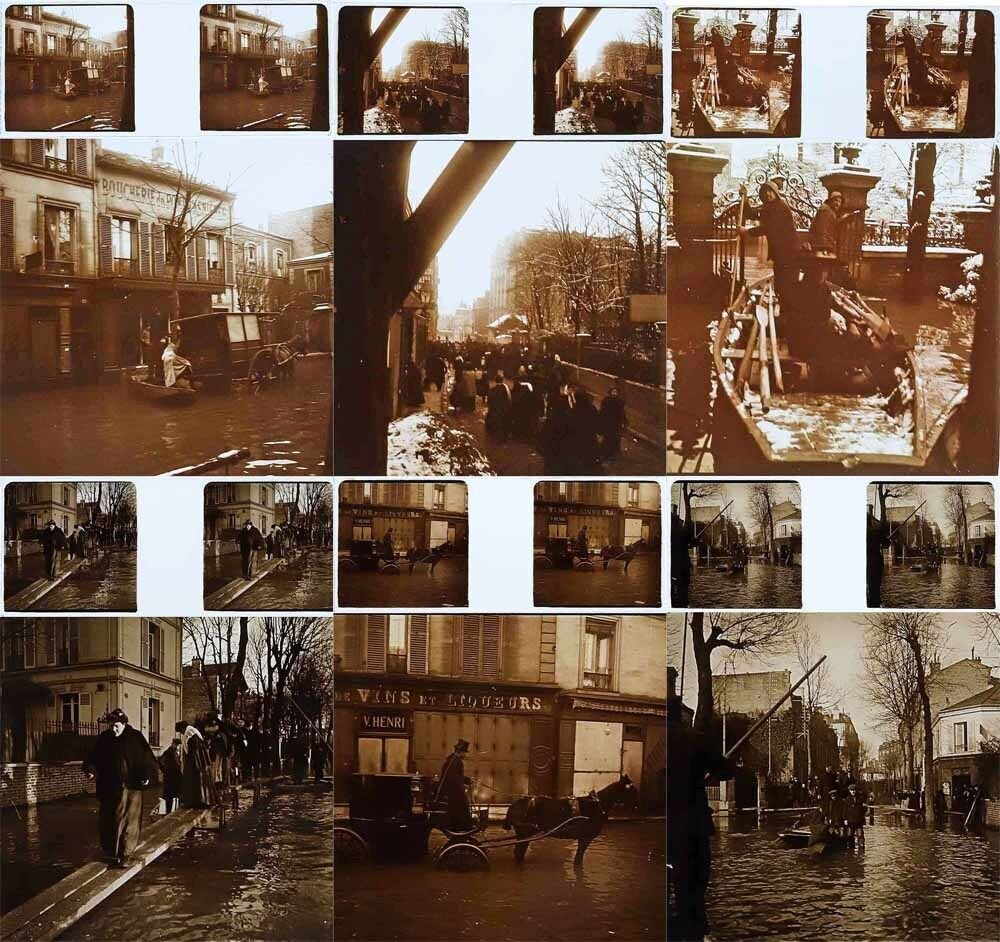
[4,6,92,94]
[771,499,802,562]
[182,656,251,723]
[204,482,276,548]
[4,482,78,540]
[199,5,285,90]
[824,710,861,773]
[534,481,661,549]
[964,500,995,565]
[932,682,1000,802]
[339,481,467,552]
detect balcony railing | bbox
[44,156,69,173]
[43,258,75,275]
[43,719,105,737]
[582,670,612,690]
[113,257,138,276]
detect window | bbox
[434,485,445,509]
[461,615,501,677]
[387,615,407,673]
[627,484,639,508]
[781,524,788,536]
[43,204,75,274]
[24,623,36,668]
[62,485,70,506]
[206,235,221,270]
[974,525,981,537]
[548,520,568,538]
[306,268,323,293]
[60,693,80,730]
[46,33,55,54]
[953,722,968,752]
[146,697,160,748]
[111,217,136,273]
[228,514,237,529]
[274,249,286,276]
[358,736,408,774]
[558,482,568,498]
[362,483,373,505]
[244,242,257,271]
[22,30,35,53]
[216,27,229,51]
[240,30,249,51]
[58,622,79,665]
[142,620,161,674]
[43,139,69,172]
[353,523,372,541]
[583,618,615,690]
[260,486,269,507]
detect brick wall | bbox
[570,364,666,450]
[0,761,95,808]
[986,798,1000,830]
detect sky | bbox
[100,138,331,230]
[563,7,658,73]
[408,140,629,314]
[672,481,800,529]
[372,6,456,73]
[668,613,1000,749]
[869,483,994,532]
[46,5,127,36]
[239,4,318,35]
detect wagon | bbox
[338,539,400,573]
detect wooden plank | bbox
[168,448,251,476]
[204,558,284,610]
[5,561,85,610]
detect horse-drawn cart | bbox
[534,537,638,572]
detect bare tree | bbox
[182,617,250,721]
[749,483,778,562]
[945,483,973,563]
[977,613,1000,655]
[794,620,839,778]
[440,7,470,62]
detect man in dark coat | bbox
[569,387,601,472]
[599,386,626,459]
[38,519,67,579]
[807,191,848,257]
[238,519,264,580]
[311,738,327,784]
[158,735,184,813]
[485,373,512,441]
[667,697,734,942]
[671,504,696,607]
[741,181,801,327]
[85,708,158,867]
[866,503,889,607]
[176,721,216,808]
[435,738,473,830]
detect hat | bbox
[171,736,183,745]
[454,738,470,753]
[106,708,128,724]
[758,180,781,201]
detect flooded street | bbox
[338,556,468,607]
[668,295,975,474]
[1,356,331,475]
[5,550,138,611]
[534,553,661,607]
[335,820,665,941]
[204,549,333,611]
[700,815,999,941]
[200,84,322,130]
[683,561,801,609]
[879,560,995,609]
[67,790,333,942]
[5,87,125,131]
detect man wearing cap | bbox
[435,738,474,830]
[85,709,159,868]
[238,519,264,580]
[38,519,67,580]
[740,181,801,322]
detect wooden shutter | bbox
[98,214,113,275]
[196,235,208,282]
[139,221,151,276]
[462,616,480,675]
[29,139,43,166]
[152,224,166,276]
[0,197,14,271]
[72,140,87,176]
[365,615,386,672]
[184,238,196,281]
[482,615,501,677]
[141,622,149,668]
[140,696,149,738]
[224,237,234,282]
[408,614,428,674]
[46,624,56,664]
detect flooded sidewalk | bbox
[205,549,334,611]
[5,87,126,131]
[200,84,323,130]
[4,550,137,611]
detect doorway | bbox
[358,736,409,774]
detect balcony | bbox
[44,156,69,173]
[582,670,612,690]
[43,258,75,276]
[113,257,138,276]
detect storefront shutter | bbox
[0,198,14,271]
[29,139,44,167]
[152,224,166,276]
[184,237,196,281]
[365,615,386,672]
[97,214,113,275]
[196,235,208,282]
[482,615,501,677]
[408,614,428,674]
[72,140,87,176]
[139,221,151,277]
[461,616,480,675]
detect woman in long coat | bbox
[176,722,217,808]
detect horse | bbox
[502,774,636,865]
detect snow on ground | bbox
[555,107,598,133]
[363,107,403,134]
[388,412,494,476]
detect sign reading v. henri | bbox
[336,684,551,714]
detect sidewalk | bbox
[204,558,285,610]
[5,560,85,611]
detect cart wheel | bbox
[338,558,359,573]
[575,559,594,572]
[533,556,553,570]
[334,827,369,865]
[436,841,489,872]
[248,349,279,393]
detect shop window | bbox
[42,204,75,274]
[461,615,501,677]
[582,617,616,690]
[953,722,968,752]
[353,523,372,541]
[627,484,639,508]
[358,736,408,774]
[548,521,568,539]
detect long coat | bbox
[181,731,217,808]
[158,746,184,799]
[436,752,472,828]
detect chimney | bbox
[191,656,203,672]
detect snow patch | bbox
[388,412,494,476]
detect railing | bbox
[43,719,105,736]
[43,259,74,275]
[44,156,69,173]
[749,37,791,53]
[864,219,968,248]
[583,671,612,690]
[113,257,138,276]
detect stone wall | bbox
[0,761,95,808]
[859,245,972,296]
[568,363,666,450]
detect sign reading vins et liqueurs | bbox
[337,683,551,714]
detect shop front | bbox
[339,505,467,552]
[535,504,620,549]
[334,673,560,808]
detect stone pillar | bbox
[819,162,882,285]
[733,20,756,66]
[667,143,730,296]
[867,11,893,76]
[674,12,700,75]
[955,205,993,257]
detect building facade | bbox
[4,481,78,542]
[4,6,91,94]
[204,482,276,547]
[339,481,468,552]
[1,617,183,762]
[771,499,803,562]
[964,500,995,565]
[534,481,661,549]
[333,614,666,812]
[932,683,1000,801]
[200,5,285,90]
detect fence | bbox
[864,218,968,248]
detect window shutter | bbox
[141,623,149,668]
[184,238,196,281]
[29,139,43,166]
[46,624,56,664]
[139,221,151,277]
[72,140,87,176]
[462,616,480,675]
[196,235,208,282]
[366,615,386,672]
[408,614,428,674]
[152,224,166,276]
[68,624,79,663]
[98,214,113,275]
[224,237,234,281]
[482,615,501,677]
[140,696,149,737]
[0,198,14,271]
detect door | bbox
[430,520,448,548]
[622,740,643,804]
[573,721,623,795]
[30,315,59,382]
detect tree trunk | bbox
[964,12,995,137]
[904,143,936,300]
[690,613,715,732]
[221,617,249,720]
[912,653,936,824]
[310,5,330,131]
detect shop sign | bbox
[336,683,552,714]
[98,175,224,218]
[357,710,411,734]
[343,505,425,519]
[545,506,618,516]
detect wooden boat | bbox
[778,825,851,853]
[51,87,79,100]
[883,64,960,137]
[693,65,789,136]
[712,274,964,473]
[129,374,197,405]
[247,85,272,97]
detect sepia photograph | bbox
[534,480,661,608]
[533,7,663,135]
[333,613,666,939]
[203,482,333,611]
[337,6,469,134]
[671,8,801,138]
[335,140,666,477]
[3,481,136,611]
[199,3,329,131]
[3,4,134,131]
[666,140,999,476]
[867,482,995,610]
[338,481,468,608]
[0,137,332,476]
[668,610,1000,942]
[867,9,995,138]
[0,616,333,941]
[671,480,801,610]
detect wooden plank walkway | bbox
[204,558,285,609]
[5,561,84,610]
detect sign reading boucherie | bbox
[336,683,552,714]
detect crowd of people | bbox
[790,765,871,843]
[30,518,136,582]
[572,84,650,131]
[379,82,456,132]
[420,342,628,474]
[231,517,331,581]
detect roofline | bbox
[97,150,235,202]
